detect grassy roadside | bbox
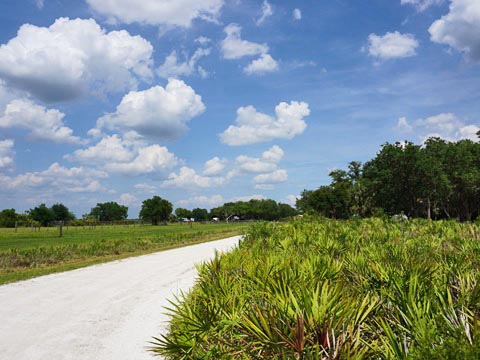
[0,223,246,285]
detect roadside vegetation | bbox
[152,217,480,359]
[299,137,480,221]
[0,222,247,285]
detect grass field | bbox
[153,217,480,359]
[0,222,247,285]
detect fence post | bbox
[15,221,17,233]
[59,221,63,238]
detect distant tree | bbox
[175,208,192,219]
[90,202,128,221]
[140,196,173,225]
[29,204,54,226]
[278,203,297,218]
[51,203,75,222]
[0,209,18,228]
[192,208,208,222]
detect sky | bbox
[0,0,479,218]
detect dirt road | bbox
[0,235,241,360]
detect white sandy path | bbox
[0,235,241,360]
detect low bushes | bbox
[152,217,480,359]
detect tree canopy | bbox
[51,203,75,222]
[89,202,128,221]
[211,199,296,221]
[300,138,480,221]
[140,196,173,225]
[29,204,55,226]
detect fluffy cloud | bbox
[162,166,225,189]
[232,145,284,176]
[254,169,288,184]
[225,145,285,188]
[134,183,157,193]
[256,1,273,26]
[367,31,419,60]
[0,139,14,169]
[244,53,279,75]
[117,193,139,207]
[401,0,443,11]
[0,99,83,144]
[262,145,284,163]
[203,157,228,176]
[293,8,302,20]
[96,79,205,140]
[86,0,223,27]
[234,155,278,174]
[285,194,300,206]
[157,48,211,79]
[0,18,153,102]
[429,0,480,62]
[106,145,178,177]
[397,113,479,142]
[65,134,134,164]
[221,101,309,146]
[177,194,224,208]
[221,24,269,59]
[0,162,107,193]
[66,131,178,178]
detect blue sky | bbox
[0,0,479,218]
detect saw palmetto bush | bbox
[151,217,480,359]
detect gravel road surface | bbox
[0,235,241,360]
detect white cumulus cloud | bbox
[0,17,153,102]
[367,31,419,60]
[162,166,225,189]
[0,139,14,169]
[429,0,480,62]
[0,162,108,193]
[65,134,134,164]
[96,79,205,140]
[221,101,309,146]
[398,113,479,142]
[244,53,279,75]
[86,0,224,27]
[203,157,228,176]
[117,193,139,208]
[178,194,224,208]
[0,99,83,144]
[254,169,288,184]
[106,145,178,177]
[221,24,269,59]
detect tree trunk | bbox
[427,198,431,220]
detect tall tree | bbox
[0,209,18,228]
[175,208,192,219]
[51,203,75,222]
[29,204,54,226]
[90,202,128,221]
[140,196,173,225]
[192,208,208,222]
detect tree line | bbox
[0,196,297,228]
[298,137,480,221]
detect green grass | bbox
[0,222,247,285]
[152,217,480,359]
